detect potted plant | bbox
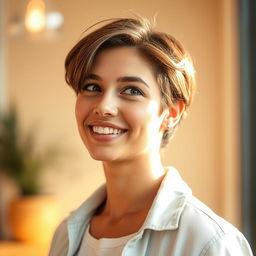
[0,106,60,244]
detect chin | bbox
[88,150,119,162]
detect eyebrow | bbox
[84,74,102,81]
[117,77,149,88]
[84,74,149,88]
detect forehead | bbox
[91,47,157,83]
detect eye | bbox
[80,83,101,92]
[122,87,144,96]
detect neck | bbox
[101,153,166,220]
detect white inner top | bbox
[77,225,137,256]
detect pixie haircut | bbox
[65,18,196,147]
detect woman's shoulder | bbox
[176,195,252,255]
[48,218,69,256]
[182,196,238,234]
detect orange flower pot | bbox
[8,195,60,244]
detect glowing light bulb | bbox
[45,12,64,30]
[25,0,46,32]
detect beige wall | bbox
[5,0,241,227]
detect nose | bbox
[93,93,118,117]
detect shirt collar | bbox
[67,185,106,255]
[141,167,192,231]
[67,167,191,255]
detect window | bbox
[240,0,256,253]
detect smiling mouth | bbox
[89,126,128,135]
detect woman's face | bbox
[75,47,168,162]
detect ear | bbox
[160,101,185,131]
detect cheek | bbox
[74,101,81,124]
[75,97,87,123]
[125,100,161,131]
[145,101,164,135]
[75,98,90,143]
[146,101,161,116]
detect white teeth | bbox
[92,126,124,135]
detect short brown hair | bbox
[65,18,196,147]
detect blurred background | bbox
[0,0,255,255]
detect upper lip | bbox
[87,121,128,130]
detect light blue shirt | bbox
[49,167,253,256]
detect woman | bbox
[49,18,253,255]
